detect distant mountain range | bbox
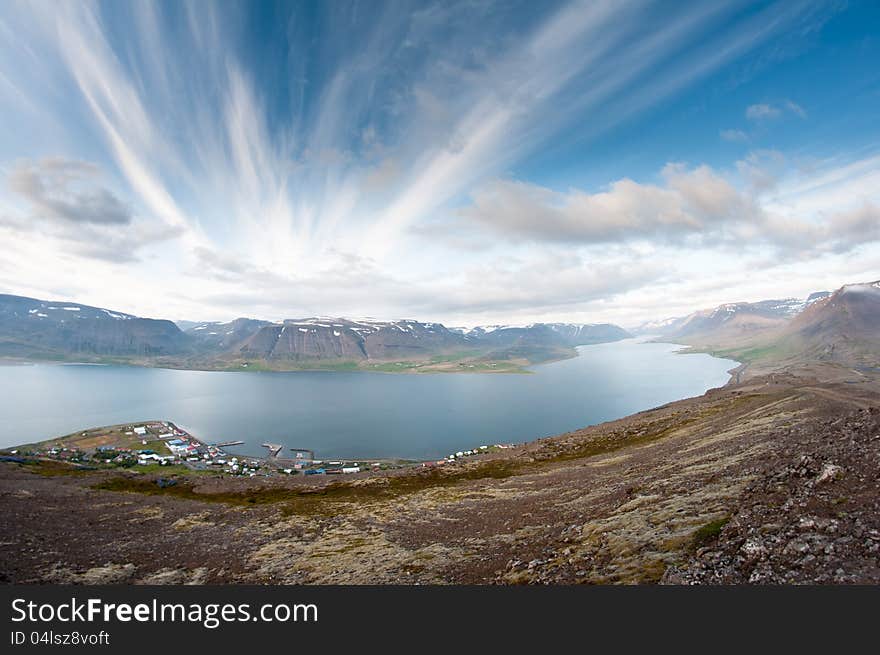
[0,293,630,371]
[2,281,877,374]
[636,291,831,340]
[0,294,187,358]
[639,282,879,374]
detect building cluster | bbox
[297,460,363,475]
[9,421,520,480]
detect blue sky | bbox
[1,0,878,326]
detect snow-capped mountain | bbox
[638,291,832,340]
[235,318,467,361]
[0,294,188,357]
[463,322,630,345]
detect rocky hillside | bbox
[0,282,877,585]
[0,294,189,358]
[3,368,877,585]
[653,282,879,379]
[781,282,880,366]
[641,292,830,342]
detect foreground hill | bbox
[0,293,630,371]
[2,368,877,584]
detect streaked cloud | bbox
[785,100,807,118]
[746,99,807,121]
[0,0,874,326]
[746,103,781,120]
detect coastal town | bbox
[2,420,515,480]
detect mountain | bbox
[453,322,631,364]
[640,291,831,343]
[184,318,273,351]
[805,291,832,305]
[235,318,468,362]
[644,282,880,378]
[223,319,632,366]
[780,281,880,366]
[0,294,189,358]
[466,322,629,345]
[669,299,800,339]
[174,320,203,332]
[0,293,631,370]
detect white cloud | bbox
[7,158,131,225]
[459,164,757,244]
[746,103,781,120]
[457,153,880,260]
[720,129,749,142]
[785,99,807,118]
[746,99,807,121]
[736,149,787,191]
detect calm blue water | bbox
[0,339,736,460]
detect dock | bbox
[211,440,245,447]
[261,443,284,458]
[288,447,315,460]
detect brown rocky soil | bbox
[1,364,878,585]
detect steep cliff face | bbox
[0,294,189,357]
[234,319,632,363]
[0,294,634,367]
[238,319,468,361]
[239,321,367,360]
[789,282,880,338]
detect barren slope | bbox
[2,366,877,585]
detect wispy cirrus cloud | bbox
[0,0,872,325]
[746,103,781,120]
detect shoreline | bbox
[645,337,744,385]
[1,339,738,459]
[4,365,876,584]
[5,418,463,479]
[0,337,632,376]
[0,354,537,375]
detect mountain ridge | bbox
[0,293,631,371]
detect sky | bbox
[0,0,878,328]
